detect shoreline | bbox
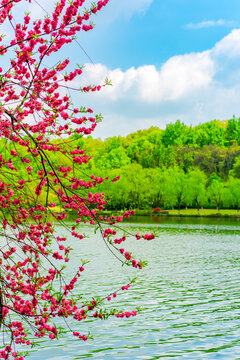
[97,209,240,218]
[50,208,240,219]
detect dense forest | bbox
[4,117,240,212]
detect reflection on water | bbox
[29,218,240,360]
[124,215,240,226]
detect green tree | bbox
[226,177,240,214]
[186,169,207,214]
[195,120,226,146]
[121,164,150,209]
[207,180,225,213]
[103,147,131,169]
[161,120,188,147]
[194,145,227,177]
[229,155,240,178]
[225,116,240,145]
[145,168,168,208]
[164,167,188,214]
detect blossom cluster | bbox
[0,0,155,358]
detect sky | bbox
[5,0,240,138]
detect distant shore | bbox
[99,209,240,218]
[50,208,240,218]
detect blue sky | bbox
[5,0,240,138]
[81,0,240,70]
[72,0,240,138]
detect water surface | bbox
[30,218,240,359]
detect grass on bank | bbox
[164,209,240,216]
[48,207,240,217]
[133,208,240,217]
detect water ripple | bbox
[30,222,240,359]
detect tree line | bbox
[4,117,240,213]
[67,117,240,212]
[79,117,240,179]
[97,166,240,213]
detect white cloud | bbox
[81,51,214,102]
[139,52,214,101]
[186,19,235,29]
[72,28,240,138]
[213,29,240,58]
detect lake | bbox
[29,217,240,359]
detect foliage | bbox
[186,169,207,213]
[226,177,240,211]
[66,118,240,212]
[207,180,225,213]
